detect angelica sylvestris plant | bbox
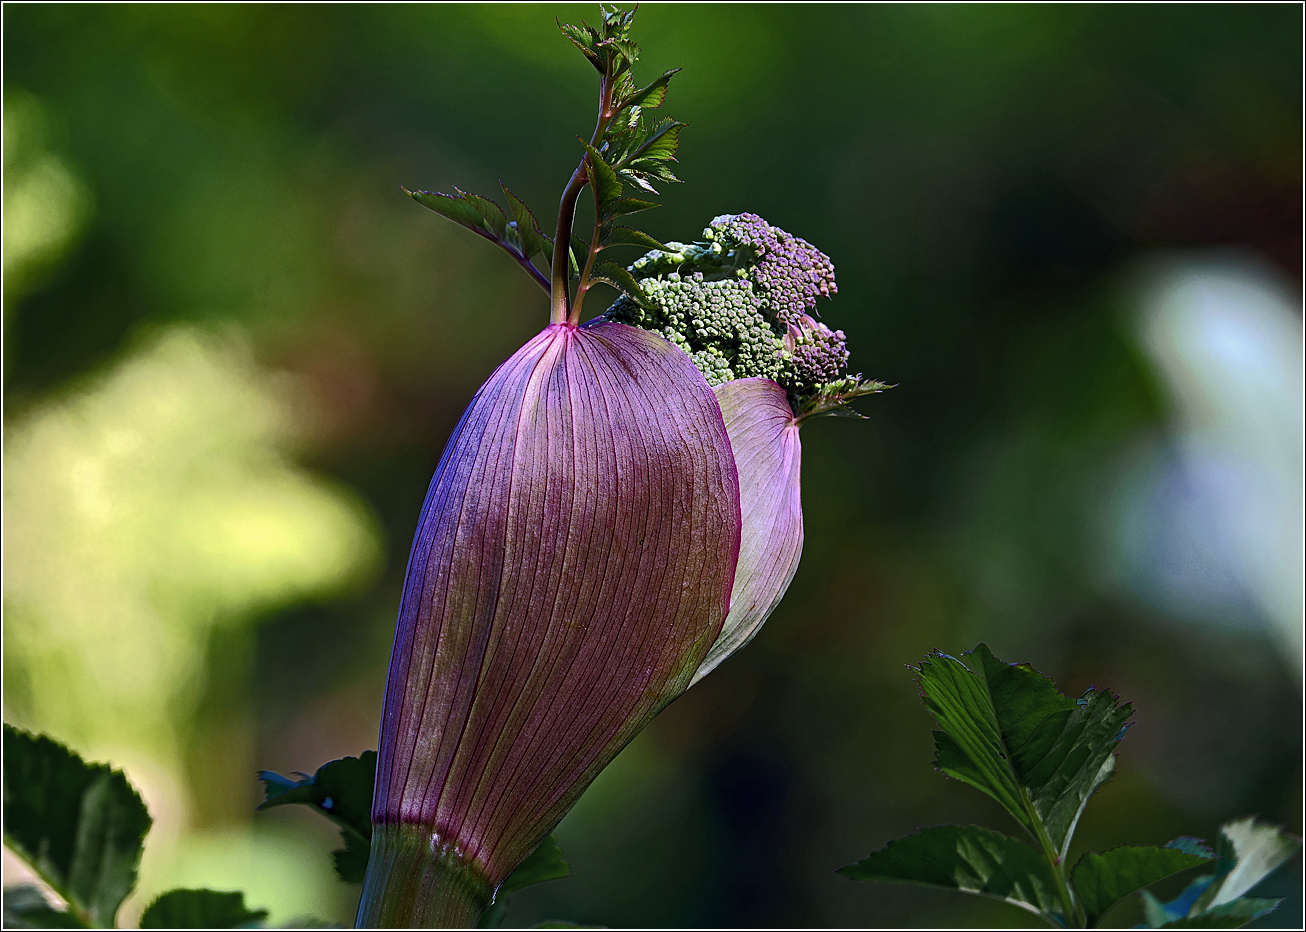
[354,4,883,928]
[839,646,1301,929]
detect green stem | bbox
[551,51,617,326]
[1020,789,1084,928]
[355,823,493,929]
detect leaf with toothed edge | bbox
[602,197,660,222]
[139,889,268,929]
[589,260,649,306]
[621,69,678,109]
[599,226,666,252]
[1070,842,1214,926]
[917,644,1133,861]
[581,143,623,216]
[257,752,375,883]
[2,725,152,929]
[501,185,549,262]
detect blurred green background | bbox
[3,4,1301,928]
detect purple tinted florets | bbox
[607,213,867,408]
[705,214,838,325]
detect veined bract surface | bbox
[359,320,742,926]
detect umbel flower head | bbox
[359,8,885,928]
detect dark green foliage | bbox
[2,886,84,929]
[138,889,268,929]
[404,188,552,293]
[257,752,375,884]
[838,824,1061,919]
[841,648,1295,929]
[1071,844,1213,926]
[918,644,1132,860]
[2,725,151,928]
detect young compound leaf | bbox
[406,188,489,236]
[2,725,152,928]
[1071,842,1213,926]
[1,886,83,928]
[581,143,623,216]
[917,644,1133,861]
[139,889,268,929]
[621,68,678,110]
[589,260,648,306]
[600,226,667,252]
[558,21,603,71]
[501,185,550,262]
[839,824,1062,920]
[257,751,376,884]
[477,836,570,928]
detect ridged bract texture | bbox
[692,378,803,685]
[372,320,741,888]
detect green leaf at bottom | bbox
[139,889,268,929]
[1,886,84,928]
[1071,843,1213,926]
[2,726,152,928]
[838,824,1062,919]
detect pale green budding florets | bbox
[605,214,850,404]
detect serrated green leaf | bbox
[580,143,623,217]
[1071,843,1213,926]
[139,889,268,929]
[630,120,683,165]
[839,824,1062,919]
[621,69,678,109]
[569,234,588,280]
[589,260,648,305]
[599,226,666,252]
[602,198,660,222]
[257,751,376,884]
[2,726,152,928]
[1194,817,1301,913]
[917,644,1133,860]
[1,886,84,929]
[501,185,549,262]
[405,188,487,235]
[455,188,508,239]
[1155,896,1283,928]
[558,21,603,71]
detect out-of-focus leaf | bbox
[1141,818,1299,927]
[257,751,376,884]
[1153,896,1284,928]
[838,824,1062,920]
[590,260,648,305]
[1,887,83,929]
[1071,843,1213,926]
[2,726,152,928]
[1194,817,1301,912]
[917,644,1133,859]
[599,226,666,252]
[478,836,570,928]
[139,889,268,929]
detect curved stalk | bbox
[550,51,618,326]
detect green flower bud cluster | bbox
[605,213,853,404]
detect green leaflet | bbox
[139,889,268,929]
[1071,843,1213,926]
[2,725,152,928]
[257,751,571,904]
[257,752,375,884]
[919,644,1132,860]
[839,824,1062,920]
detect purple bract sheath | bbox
[361,320,741,924]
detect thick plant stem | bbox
[355,823,493,929]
